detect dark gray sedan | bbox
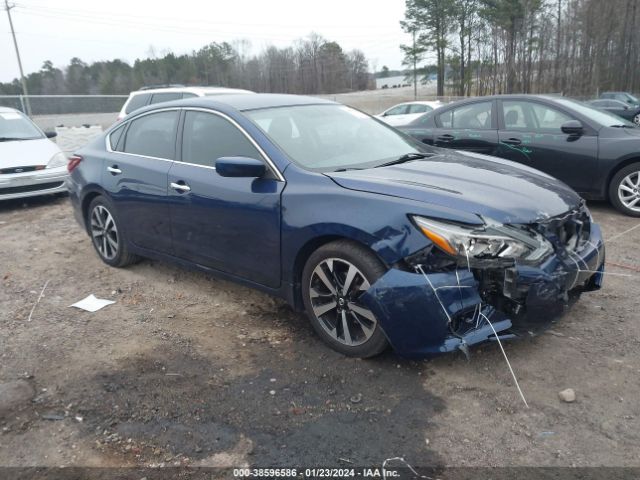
[399,94,640,216]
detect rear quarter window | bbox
[109,124,126,151]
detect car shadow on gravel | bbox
[0,193,68,213]
[45,343,446,468]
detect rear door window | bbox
[122,111,179,159]
[124,93,151,114]
[439,102,493,129]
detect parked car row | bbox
[3,88,634,358]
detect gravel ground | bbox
[0,195,639,471]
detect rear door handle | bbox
[502,137,522,146]
[437,134,455,142]
[107,165,122,175]
[170,181,191,193]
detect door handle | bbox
[502,137,522,146]
[107,165,122,175]
[437,134,455,142]
[170,181,191,193]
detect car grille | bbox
[0,166,45,175]
[536,202,591,253]
[0,182,64,195]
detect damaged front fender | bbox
[359,222,605,358]
[360,268,513,357]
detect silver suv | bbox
[117,85,254,121]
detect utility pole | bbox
[4,0,32,116]
[412,29,418,100]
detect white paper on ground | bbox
[70,294,115,312]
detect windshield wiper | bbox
[0,137,28,142]
[332,167,365,172]
[375,152,432,168]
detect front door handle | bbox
[437,134,455,142]
[502,137,522,146]
[170,181,191,193]
[107,165,122,175]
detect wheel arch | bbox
[289,235,388,312]
[80,185,109,234]
[606,156,640,198]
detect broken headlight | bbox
[412,216,553,262]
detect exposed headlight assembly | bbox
[412,216,553,263]
[47,152,68,169]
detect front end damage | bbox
[360,206,605,357]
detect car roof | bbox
[131,86,253,96]
[0,106,20,114]
[132,93,337,114]
[434,94,576,105]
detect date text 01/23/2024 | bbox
[233,467,402,478]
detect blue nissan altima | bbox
[67,94,605,358]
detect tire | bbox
[633,113,640,126]
[609,162,640,217]
[87,196,139,267]
[301,240,389,358]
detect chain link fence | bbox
[0,95,127,132]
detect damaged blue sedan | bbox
[67,94,605,358]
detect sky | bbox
[1,0,412,83]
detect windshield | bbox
[553,98,636,127]
[0,111,43,140]
[246,104,428,171]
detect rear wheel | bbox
[301,240,389,358]
[87,196,139,267]
[609,163,640,217]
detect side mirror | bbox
[45,131,57,139]
[624,105,630,110]
[215,156,266,178]
[561,120,583,135]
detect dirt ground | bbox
[1,194,639,472]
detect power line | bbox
[4,0,31,115]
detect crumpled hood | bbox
[326,150,582,224]
[0,138,62,169]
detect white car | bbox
[117,85,255,121]
[376,101,444,127]
[0,107,68,201]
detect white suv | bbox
[117,85,254,121]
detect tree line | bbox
[0,33,373,96]
[402,0,640,97]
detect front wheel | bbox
[301,240,389,358]
[609,163,640,217]
[87,196,139,267]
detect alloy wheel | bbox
[90,205,119,260]
[618,170,640,212]
[634,114,640,126]
[309,258,377,347]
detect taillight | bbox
[67,155,83,173]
